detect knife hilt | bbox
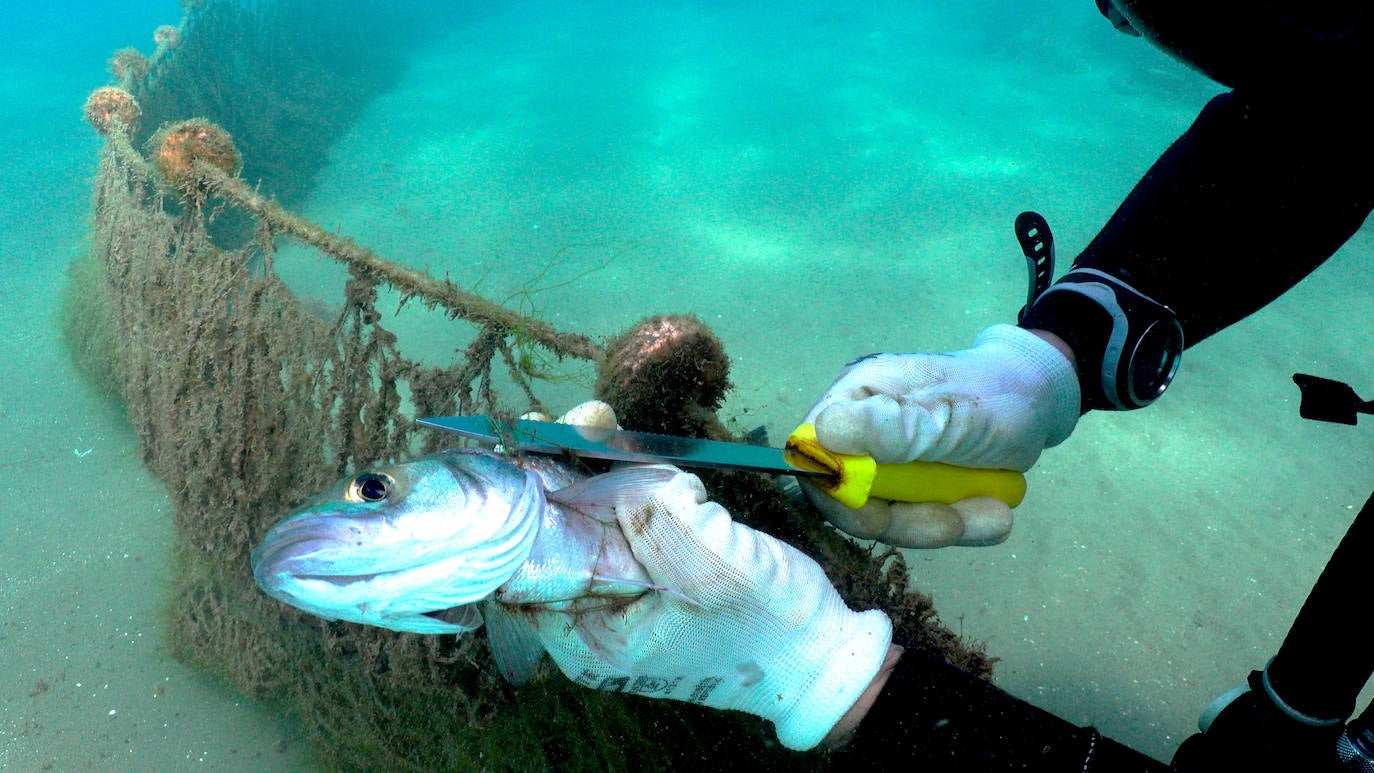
[783,424,1027,509]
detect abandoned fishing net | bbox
[68,2,993,769]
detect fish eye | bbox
[348,472,395,503]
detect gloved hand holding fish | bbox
[251,402,894,751]
[532,464,894,751]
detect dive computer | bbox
[1014,213,1184,411]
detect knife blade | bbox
[416,415,822,477]
[417,416,1026,509]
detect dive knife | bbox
[417,416,1026,509]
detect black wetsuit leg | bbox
[1266,490,1374,721]
[830,649,1168,771]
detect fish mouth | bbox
[251,525,485,632]
[250,522,385,586]
[288,571,379,587]
[251,527,323,572]
[252,540,387,587]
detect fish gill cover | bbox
[65,1,993,769]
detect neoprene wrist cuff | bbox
[1021,286,1114,411]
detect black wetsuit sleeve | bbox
[827,649,1169,771]
[1066,87,1374,349]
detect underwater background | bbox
[5,0,1374,769]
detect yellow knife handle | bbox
[783,423,1026,509]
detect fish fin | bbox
[572,609,638,674]
[423,603,485,632]
[483,602,547,685]
[570,592,688,672]
[592,574,700,607]
[742,424,770,446]
[547,465,681,523]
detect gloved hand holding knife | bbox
[421,329,1070,551]
[426,320,1077,550]
[798,324,1080,547]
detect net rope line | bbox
[193,159,607,365]
[105,119,605,363]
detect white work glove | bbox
[800,324,1080,548]
[535,468,893,751]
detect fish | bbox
[250,448,686,683]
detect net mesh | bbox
[69,2,994,768]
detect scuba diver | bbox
[525,2,1374,769]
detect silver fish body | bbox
[251,449,677,682]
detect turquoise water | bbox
[5,1,1374,768]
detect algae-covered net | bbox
[70,2,993,769]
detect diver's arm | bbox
[1083,1,1374,349]
[828,646,1170,769]
[1018,86,1374,413]
[1061,88,1374,350]
[822,644,904,746]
